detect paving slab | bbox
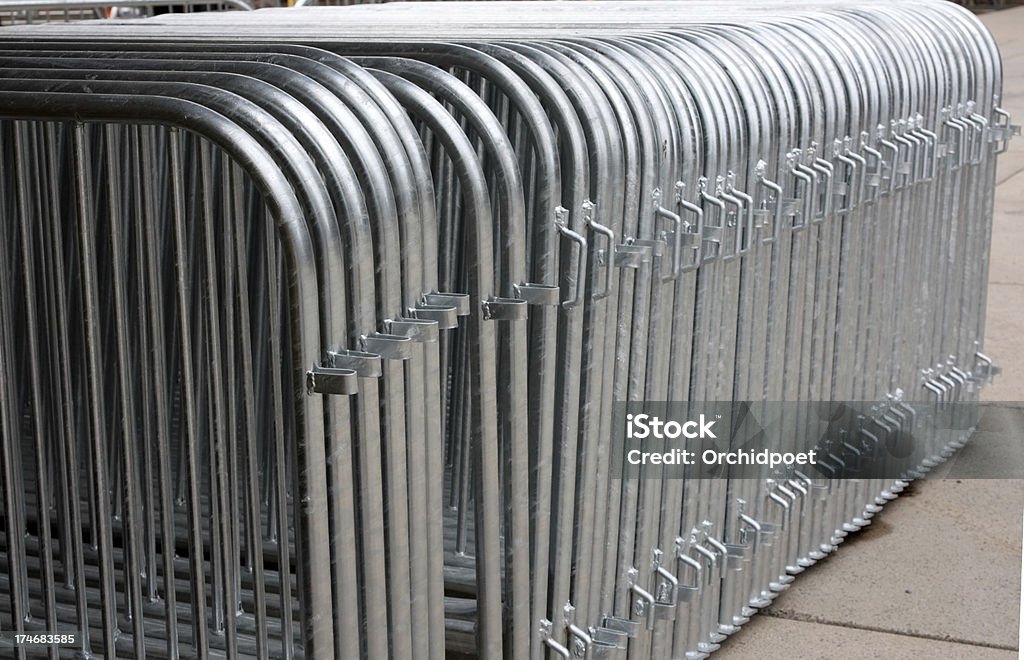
[984,177,1024,288]
[982,166,1024,401]
[981,7,1024,402]
[984,7,1024,185]
[929,405,1024,478]
[716,614,1017,660]
[724,479,1022,650]
[981,284,1024,400]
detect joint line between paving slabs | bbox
[762,610,1020,652]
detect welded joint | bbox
[540,619,572,660]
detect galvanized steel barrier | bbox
[0,1,1016,658]
[0,0,251,26]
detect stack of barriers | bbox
[0,1,1016,658]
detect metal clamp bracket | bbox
[626,567,657,631]
[411,303,459,330]
[753,160,784,242]
[698,176,726,259]
[387,317,439,343]
[306,364,359,396]
[563,605,620,660]
[481,296,528,321]
[650,549,678,621]
[861,131,884,203]
[514,282,560,306]
[809,145,834,220]
[360,333,414,360]
[583,200,617,298]
[674,180,705,267]
[992,107,1020,154]
[601,616,640,639]
[788,150,816,227]
[556,206,588,309]
[973,351,1002,385]
[673,540,703,603]
[422,292,470,316]
[653,188,684,278]
[613,241,652,269]
[328,349,383,378]
[725,171,755,254]
[590,626,628,654]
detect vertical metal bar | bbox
[71,121,120,660]
[139,123,181,660]
[167,127,211,659]
[229,158,270,660]
[13,120,59,660]
[0,120,28,660]
[198,138,239,658]
[103,122,148,659]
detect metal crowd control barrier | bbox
[0,0,251,26]
[0,1,1016,658]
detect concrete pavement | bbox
[716,6,1024,658]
